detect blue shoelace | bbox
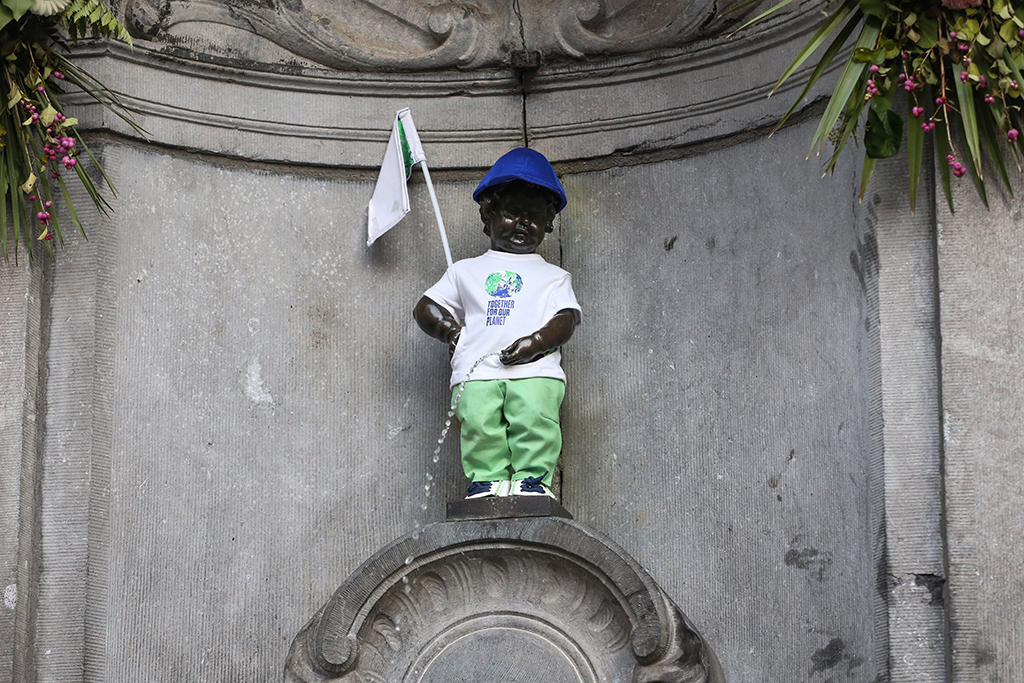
[466,481,494,496]
[518,472,548,493]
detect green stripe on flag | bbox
[398,119,415,180]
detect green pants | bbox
[453,378,565,487]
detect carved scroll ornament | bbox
[123,0,763,71]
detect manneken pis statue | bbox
[413,148,581,500]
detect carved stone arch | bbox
[70,1,827,168]
[285,517,724,683]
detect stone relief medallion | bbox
[122,0,764,71]
[355,549,631,682]
[285,517,724,683]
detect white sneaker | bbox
[465,480,511,499]
[511,474,555,498]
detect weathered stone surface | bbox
[866,141,947,682]
[558,124,880,682]
[936,171,1024,683]
[285,516,723,683]
[0,254,46,683]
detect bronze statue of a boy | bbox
[414,148,581,500]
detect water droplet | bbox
[404,555,413,565]
[402,576,409,584]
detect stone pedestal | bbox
[285,514,723,683]
[445,497,573,521]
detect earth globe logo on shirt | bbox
[484,271,523,298]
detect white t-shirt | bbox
[423,250,581,388]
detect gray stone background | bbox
[1,1,1021,682]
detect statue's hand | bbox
[499,333,545,365]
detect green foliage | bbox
[61,0,132,44]
[734,0,1024,212]
[0,0,139,262]
[865,107,904,158]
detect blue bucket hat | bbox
[473,148,567,213]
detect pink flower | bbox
[1009,129,1019,143]
[912,106,925,118]
[942,0,982,8]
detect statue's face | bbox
[486,188,552,254]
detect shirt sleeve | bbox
[422,266,465,322]
[548,272,581,317]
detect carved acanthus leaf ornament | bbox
[124,0,763,71]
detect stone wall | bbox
[938,174,1024,683]
[18,120,882,682]
[1,1,1022,682]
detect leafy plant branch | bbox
[1,0,141,263]
[731,0,1024,212]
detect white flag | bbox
[367,108,426,247]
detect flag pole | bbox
[418,160,453,268]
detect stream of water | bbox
[420,352,499,511]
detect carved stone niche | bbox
[285,516,724,683]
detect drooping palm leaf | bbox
[732,0,1024,210]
